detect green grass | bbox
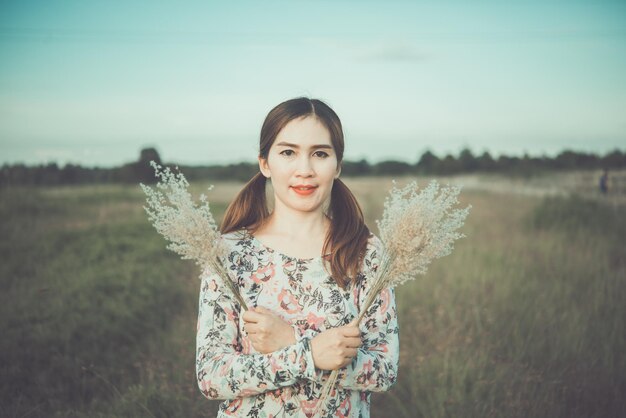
[0,186,199,417]
[0,180,624,417]
[372,191,625,418]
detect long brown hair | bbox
[220,97,370,289]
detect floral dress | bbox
[196,229,399,418]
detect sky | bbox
[1,0,625,167]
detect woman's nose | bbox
[295,156,314,176]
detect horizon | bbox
[2,145,623,170]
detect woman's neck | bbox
[256,199,330,241]
[252,209,330,259]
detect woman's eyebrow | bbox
[275,141,333,150]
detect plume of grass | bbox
[139,161,247,310]
[314,179,472,416]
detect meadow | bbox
[0,171,624,417]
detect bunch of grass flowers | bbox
[139,160,248,310]
[315,179,472,415]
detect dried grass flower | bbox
[315,179,472,415]
[139,161,247,309]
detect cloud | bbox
[303,37,431,63]
[353,40,431,62]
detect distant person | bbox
[599,169,609,195]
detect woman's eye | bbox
[280,149,295,156]
[313,151,329,158]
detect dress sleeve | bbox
[196,267,318,400]
[292,326,327,383]
[334,285,399,392]
[304,235,400,392]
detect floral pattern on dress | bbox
[196,229,399,417]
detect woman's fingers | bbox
[242,310,261,323]
[242,306,276,324]
[341,326,361,338]
[344,348,358,358]
[344,336,362,348]
[244,323,257,334]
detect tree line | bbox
[1,147,625,187]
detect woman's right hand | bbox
[310,320,362,371]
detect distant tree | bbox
[342,159,371,176]
[458,148,478,172]
[130,147,163,184]
[416,150,440,174]
[476,151,496,171]
[554,150,580,169]
[228,162,258,181]
[496,155,521,171]
[80,149,154,184]
[601,149,625,169]
[60,163,82,184]
[440,154,462,174]
[33,162,61,185]
[579,152,599,169]
[524,155,548,171]
[374,160,414,175]
[140,148,162,166]
[1,163,28,186]
[2,146,625,187]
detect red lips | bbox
[291,185,318,196]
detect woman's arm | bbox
[299,235,400,392]
[333,286,399,392]
[196,270,318,400]
[296,287,399,391]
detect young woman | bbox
[196,97,399,417]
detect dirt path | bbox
[343,170,626,208]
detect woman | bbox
[196,97,399,417]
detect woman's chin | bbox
[287,201,323,213]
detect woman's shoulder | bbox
[364,231,383,259]
[366,231,383,252]
[360,231,384,275]
[220,228,248,242]
[218,229,250,252]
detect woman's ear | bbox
[335,163,342,179]
[258,156,271,178]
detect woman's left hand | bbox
[242,306,297,354]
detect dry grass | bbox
[1,170,623,418]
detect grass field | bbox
[0,171,624,417]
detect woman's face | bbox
[259,115,341,215]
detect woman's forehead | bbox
[274,116,332,147]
